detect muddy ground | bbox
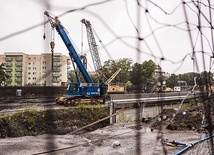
[0,123,211,155]
[0,102,213,154]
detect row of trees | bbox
[1,58,212,89]
[69,58,213,89]
[68,58,203,88]
[167,71,213,88]
[68,58,157,86]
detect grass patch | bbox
[0,106,109,138]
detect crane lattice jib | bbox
[81,19,103,77]
[44,12,93,83]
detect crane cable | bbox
[43,12,55,71]
[50,27,55,71]
[43,14,46,40]
[91,25,114,61]
[90,24,120,82]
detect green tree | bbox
[200,71,211,86]
[166,74,179,88]
[90,74,99,83]
[102,58,132,83]
[115,58,133,83]
[102,59,115,81]
[141,60,156,84]
[130,60,156,85]
[130,62,142,85]
[0,63,9,86]
[67,70,77,82]
[179,72,198,86]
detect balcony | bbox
[15,73,22,77]
[5,67,12,71]
[5,57,12,61]
[6,83,11,86]
[53,57,60,62]
[16,83,22,86]
[52,73,60,77]
[15,62,23,67]
[67,61,71,65]
[5,62,12,67]
[15,67,22,72]
[16,57,23,61]
[53,62,61,67]
[53,67,61,72]
[52,79,60,83]
[67,74,71,79]
[6,79,12,82]
[15,78,22,82]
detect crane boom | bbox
[81,18,125,94]
[105,68,121,84]
[45,11,93,83]
[81,19,103,79]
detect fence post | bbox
[110,97,116,124]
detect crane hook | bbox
[43,33,46,40]
[50,41,55,50]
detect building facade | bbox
[154,65,170,79]
[0,52,70,86]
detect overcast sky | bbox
[1,0,214,74]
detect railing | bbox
[15,67,22,72]
[5,57,12,61]
[15,62,22,66]
[16,57,23,61]
[5,62,12,66]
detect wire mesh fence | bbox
[1,0,214,154]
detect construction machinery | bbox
[44,11,108,104]
[81,18,125,94]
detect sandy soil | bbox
[0,122,210,155]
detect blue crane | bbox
[44,11,108,104]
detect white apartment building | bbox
[0,52,70,86]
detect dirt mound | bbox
[0,103,210,138]
[151,105,204,131]
[0,107,110,138]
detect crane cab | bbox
[66,82,107,97]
